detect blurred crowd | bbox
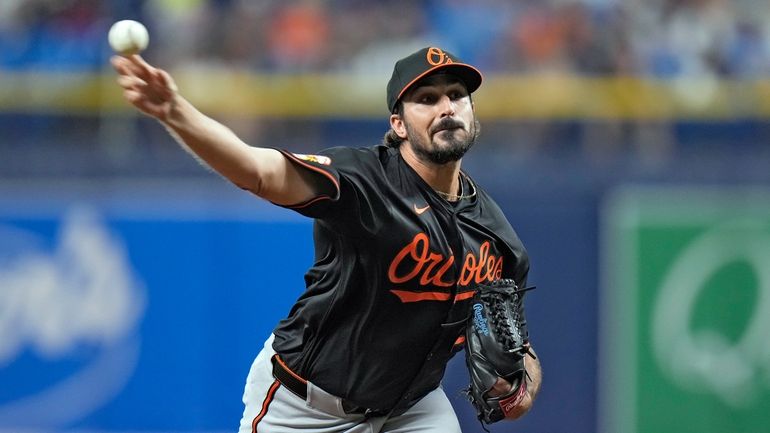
[1,0,770,78]
[2,0,770,182]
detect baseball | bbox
[108,20,149,56]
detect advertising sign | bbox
[601,187,770,433]
[0,180,312,432]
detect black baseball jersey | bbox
[271,144,529,414]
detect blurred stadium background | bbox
[2,1,770,432]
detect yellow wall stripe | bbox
[2,71,770,119]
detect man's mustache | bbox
[431,118,465,134]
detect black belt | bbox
[270,355,390,418]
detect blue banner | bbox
[0,180,314,432]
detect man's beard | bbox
[405,117,480,165]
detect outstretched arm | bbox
[111,54,326,206]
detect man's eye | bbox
[419,95,436,104]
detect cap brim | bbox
[395,63,483,104]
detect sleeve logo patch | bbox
[293,153,331,165]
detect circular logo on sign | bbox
[0,208,145,428]
[651,219,770,407]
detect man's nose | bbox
[438,95,456,117]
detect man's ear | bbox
[390,114,407,139]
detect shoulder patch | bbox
[292,153,332,165]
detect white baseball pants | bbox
[238,335,462,433]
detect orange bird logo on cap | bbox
[426,47,454,66]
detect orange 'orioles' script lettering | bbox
[388,233,503,291]
[388,233,455,287]
[458,241,503,285]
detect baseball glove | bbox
[465,278,535,425]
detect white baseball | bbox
[108,20,149,55]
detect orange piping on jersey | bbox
[275,355,307,384]
[453,291,476,302]
[252,379,281,433]
[389,289,451,302]
[279,151,340,209]
[453,335,466,346]
[288,195,331,210]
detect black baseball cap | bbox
[386,46,483,113]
